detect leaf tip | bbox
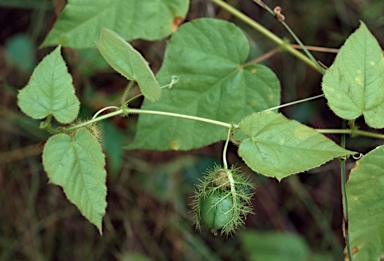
[276,177,283,182]
[358,20,367,28]
[97,223,103,235]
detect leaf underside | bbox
[96,28,161,101]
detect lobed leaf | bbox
[322,22,384,128]
[40,0,189,48]
[96,28,161,101]
[238,111,354,180]
[128,18,280,151]
[42,128,107,234]
[17,46,80,124]
[346,145,384,261]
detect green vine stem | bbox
[210,0,323,73]
[56,105,384,142]
[251,0,325,73]
[59,108,232,134]
[120,81,135,106]
[40,114,61,134]
[317,129,384,139]
[340,121,353,260]
[263,94,324,112]
[280,21,325,74]
[127,108,232,129]
[61,109,125,133]
[222,127,233,169]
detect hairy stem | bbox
[210,0,322,73]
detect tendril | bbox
[92,106,120,119]
[273,6,285,22]
[352,153,363,160]
[160,75,179,89]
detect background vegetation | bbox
[1,0,384,260]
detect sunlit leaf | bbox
[42,128,107,234]
[17,46,80,124]
[238,111,354,180]
[96,28,160,101]
[346,145,384,261]
[128,18,280,151]
[41,0,189,48]
[322,22,384,128]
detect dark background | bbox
[1,0,384,260]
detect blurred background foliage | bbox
[1,0,384,260]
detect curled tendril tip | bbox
[161,75,180,89]
[273,6,285,22]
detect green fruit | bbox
[199,191,234,229]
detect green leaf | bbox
[96,28,160,101]
[239,230,310,261]
[238,111,353,180]
[322,22,384,128]
[128,18,280,151]
[346,145,384,260]
[42,128,107,234]
[17,46,80,124]
[40,0,189,48]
